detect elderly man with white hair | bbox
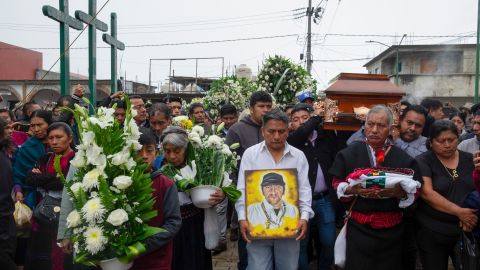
[329,105,422,270]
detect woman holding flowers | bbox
[160,126,225,270]
[24,122,75,270]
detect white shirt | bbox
[248,199,298,229]
[235,141,314,221]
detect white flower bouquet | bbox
[203,76,257,119]
[161,122,241,203]
[257,55,317,105]
[54,97,163,266]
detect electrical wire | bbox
[17,0,111,107]
[2,34,299,50]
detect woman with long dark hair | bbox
[12,109,52,268]
[415,120,477,270]
[24,122,75,270]
[13,110,52,209]
[0,118,16,270]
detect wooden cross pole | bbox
[102,13,125,94]
[75,0,108,114]
[42,0,83,96]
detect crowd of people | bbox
[1,83,480,270]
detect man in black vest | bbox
[287,103,337,270]
[329,105,422,270]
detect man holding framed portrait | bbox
[235,109,314,270]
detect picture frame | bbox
[245,168,300,239]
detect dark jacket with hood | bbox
[225,115,263,158]
[287,115,338,197]
[225,115,264,184]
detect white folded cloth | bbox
[337,172,421,208]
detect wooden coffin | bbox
[323,73,405,131]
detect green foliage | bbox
[54,96,164,265]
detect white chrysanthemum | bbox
[221,144,232,156]
[113,175,132,190]
[172,115,188,124]
[82,198,106,223]
[66,210,81,228]
[84,226,107,254]
[106,209,129,226]
[135,217,143,223]
[205,135,223,149]
[82,169,101,191]
[191,125,205,137]
[70,182,83,194]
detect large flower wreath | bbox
[257,55,317,105]
[203,76,257,120]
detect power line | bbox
[0,8,305,30]
[2,34,299,50]
[315,33,477,38]
[18,0,111,107]
[313,57,371,62]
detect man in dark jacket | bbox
[225,91,272,270]
[287,103,337,270]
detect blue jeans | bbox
[299,196,336,270]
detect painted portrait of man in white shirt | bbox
[247,172,298,229]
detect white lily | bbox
[222,172,232,187]
[174,161,197,181]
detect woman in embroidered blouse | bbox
[24,122,75,270]
[415,120,477,270]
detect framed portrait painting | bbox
[245,168,300,239]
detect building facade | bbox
[0,41,151,109]
[364,44,476,106]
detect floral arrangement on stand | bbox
[257,55,317,105]
[203,76,257,120]
[55,97,163,269]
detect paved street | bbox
[212,235,238,270]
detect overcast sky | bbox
[0,0,477,89]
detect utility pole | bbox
[395,34,407,86]
[306,0,313,74]
[475,0,480,103]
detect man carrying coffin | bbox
[330,105,422,270]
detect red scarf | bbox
[374,148,385,167]
[45,151,75,175]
